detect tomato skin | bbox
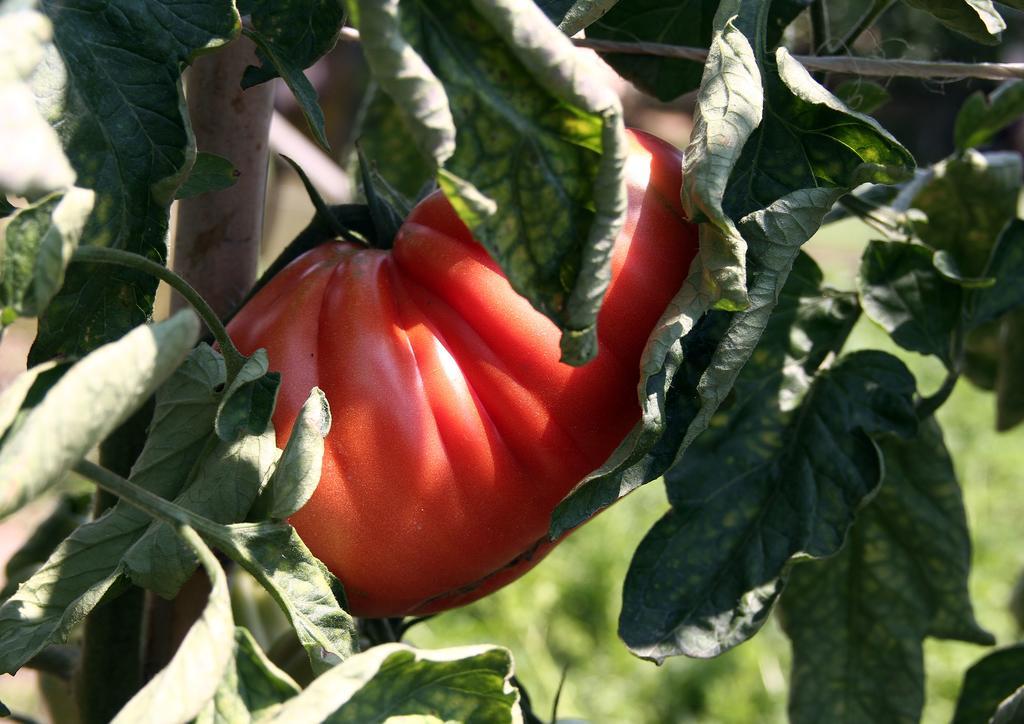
[227,130,698,617]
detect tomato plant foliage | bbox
[0,0,1023,722]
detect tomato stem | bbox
[70,246,247,383]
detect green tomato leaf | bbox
[175,153,239,200]
[952,644,1024,724]
[622,350,915,662]
[971,219,1024,327]
[111,527,235,724]
[681,187,847,448]
[833,79,891,114]
[356,84,435,201]
[550,0,619,35]
[686,3,913,313]
[909,150,1021,278]
[250,388,330,520]
[356,0,626,365]
[955,80,1024,152]
[0,311,200,521]
[0,188,94,324]
[241,0,345,88]
[267,643,521,722]
[932,249,996,289]
[587,0,810,102]
[0,511,132,675]
[28,1,239,363]
[215,350,281,443]
[723,47,914,221]
[219,522,356,673]
[780,418,994,724]
[0,360,62,442]
[615,253,861,661]
[859,240,962,366]
[195,627,300,724]
[0,10,75,196]
[553,0,910,552]
[1,490,91,601]
[549,302,724,538]
[533,0,577,25]
[996,308,1024,432]
[681,0,764,313]
[0,343,222,674]
[123,423,278,599]
[242,27,329,150]
[900,0,1005,45]
[549,189,844,537]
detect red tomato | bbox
[228,130,698,617]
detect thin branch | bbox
[572,38,1024,81]
[337,25,1024,81]
[70,246,246,383]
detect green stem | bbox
[915,369,959,419]
[74,460,220,537]
[71,246,245,382]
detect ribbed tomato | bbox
[227,130,698,617]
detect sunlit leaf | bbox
[243,27,329,149]
[267,643,520,722]
[0,188,93,323]
[0,343,221,672]
[215,350,280,443]
[220,522,356,674]
[250,388,330,520]
[910,150,1021,278]
[0,311,199,520]
[0,10,74,196]
[901,0,1005,45]
[123,423,278,598]
[833,79,891,114]
[195,627,300,724]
